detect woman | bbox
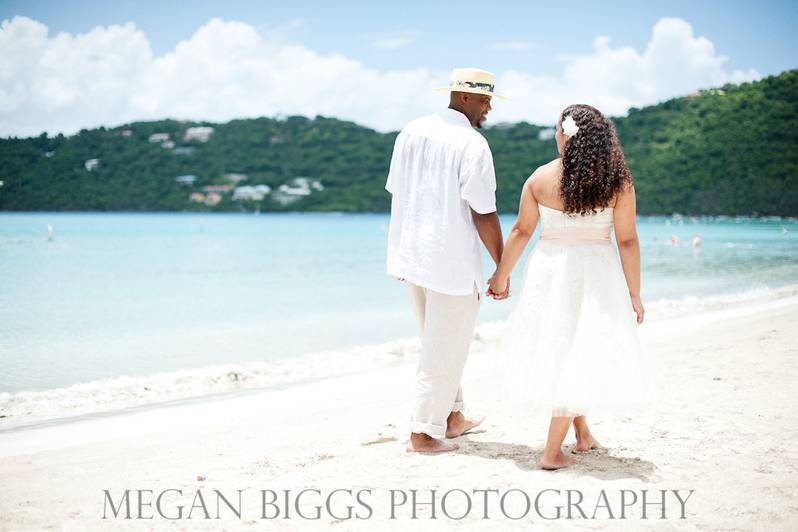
[487,104,650,470]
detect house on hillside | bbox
[149,133,170,143]
[173,147,196,156]
[202,184,233,194]
[233,184,272,201]
[184,127,214,143]
[161,140,175,149]
[278,184,312,196]
[272,177,325,205]
[175,175,198,186]
[285,177,324,192]
[84,159,99,171]
[204,192,222,206]
[189,192,205,203]
[224,173,248,183]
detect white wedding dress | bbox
[501,204,651,417]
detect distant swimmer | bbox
[670,235,682,246]
[692,234,701,248]
[47,224,54,241]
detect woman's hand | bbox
[631,295,645,324]
[487,274,510,300]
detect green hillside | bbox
[1,69,796,215]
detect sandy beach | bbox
[2,295,797,531]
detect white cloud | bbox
[0,16,761,137]
[370,31,419,50]
[487,41,539,51]
[0,16,152,132]
[490,18,762,125]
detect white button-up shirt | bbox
[385,108,497,296]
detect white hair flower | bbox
[562,115,579,138]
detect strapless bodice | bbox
[538,204,613,243]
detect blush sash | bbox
[539,227,611,244]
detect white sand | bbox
[1,296,797,531]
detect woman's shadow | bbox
[455,433,657,481]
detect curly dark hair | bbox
[559,104,632,215]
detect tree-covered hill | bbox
[1,69,796,215]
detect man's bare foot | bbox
[539,450,575,470]
[445,411,484,438]
[573,435,601,453]
[406,433,459,454]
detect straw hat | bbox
[436,68,505,100]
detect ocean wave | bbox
[1,283,796,430]
[645,283,798,319]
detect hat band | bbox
[450,80,495,93]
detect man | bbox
[385,68,509,454]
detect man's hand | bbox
[487,275,511,300]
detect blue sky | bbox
[0,0,796,136]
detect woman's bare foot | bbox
[406,433,459,454]
[540,417,574,469]
[572,416,601,453]
[445,411,484,438]
[573,434,601,453]
[539,450,575,470]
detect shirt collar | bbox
[438,108,473,128]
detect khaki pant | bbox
[407,282,481,437]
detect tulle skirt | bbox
[501,240,652,417]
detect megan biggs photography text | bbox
[102,488,695,521]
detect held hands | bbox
[487,274,511,300]
[631,295,645,324]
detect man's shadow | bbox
[455,434,657,481]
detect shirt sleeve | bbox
[385,133,404,194]
[459,137,497,214]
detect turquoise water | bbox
[1,212,797,394]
